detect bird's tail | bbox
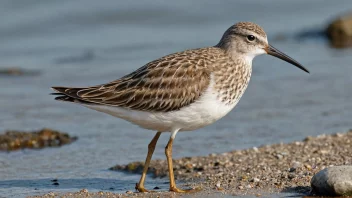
[51,87,85,103]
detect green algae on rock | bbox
[0,128,77,151]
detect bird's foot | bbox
[135,183,154,193]
[169,186,200,193]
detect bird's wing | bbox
[52,49,212,112]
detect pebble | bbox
[291,161,301,168]
[288,167,296,172]
[304,164,312,171]
[250,178,260,182]
[126,190,133,194]
[275,154,283,159]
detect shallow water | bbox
[1,0,352,197]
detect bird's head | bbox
[217,22,309,73]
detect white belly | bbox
[83,78,242,132]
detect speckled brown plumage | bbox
[52,46,252,112]
[213,58,252,105]
[52,22,259,112]
[234,22,266,37]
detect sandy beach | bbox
[30,130,352,197]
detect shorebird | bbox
[52,22,309,193]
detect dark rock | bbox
[289,167,296,172]
[311,165,352,196]
[326,12,352,48]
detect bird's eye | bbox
[247,35,256,41]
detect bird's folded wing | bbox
[52,52,211,112]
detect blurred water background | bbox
[1,0,352,197]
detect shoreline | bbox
[31,130,352,197]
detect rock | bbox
[0,128,77,151]
[126,190,133,194]
[250,178,260,182]
[291,161,301,168]
[0,67,40,77]
[311,165,352,196]
[326,12,352,48]
[216,181,221,188]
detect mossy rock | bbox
[326,12,352,48]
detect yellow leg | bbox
[165,134,194,193]
[135,132,161,192]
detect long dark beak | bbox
[265,44,309,73]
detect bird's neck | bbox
[216,42,254,66]
[211,54,252,106]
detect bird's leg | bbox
[135,131,161,192]
[165,131,193,193]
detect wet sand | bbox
[30,130,352,197]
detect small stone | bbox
[216,181,221,188]
[288,173,296,179]
[289,167,296,172]
[250,177,260,182]
[80,189,88,193]
[238,185,244,190]
[305,164,312,171]
[185,163,193,169]
[311,165,352,196]
[275,154,283,159]
[335,133,343,137]
[126,190,133,194]
[320,150,329,154]
[304,136,314,142]
[252,147,259,152]
[291,161,301,168]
